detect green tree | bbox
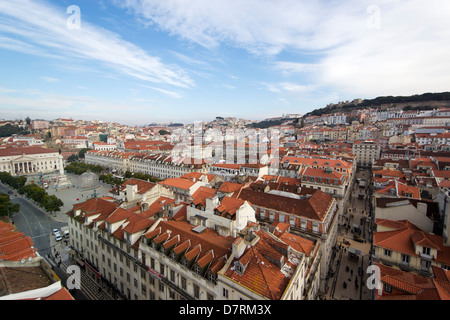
[22,183,46,203]
[78,148,92,159]
[159,129,170,135]
[41,194,64,214]
[67,154,79,162]
[0,193,20,217]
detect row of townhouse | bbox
[415,132,450,146]
[85,150,210,179]
[129,153,210,180]
[387,116,450,127]
[209,163,269,180]
[67,178,323,300]
[85,150,138,173]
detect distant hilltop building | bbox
[282,114,303,119]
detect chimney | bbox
[232,237,246,259]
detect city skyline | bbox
[0,0,449,125]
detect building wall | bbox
[375,202,434,233]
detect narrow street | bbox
[326,168,373,300]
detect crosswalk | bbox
[60,258,114,300]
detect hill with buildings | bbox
[305,92,450,117]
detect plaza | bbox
[44,172,115,223]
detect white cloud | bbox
[117,0,450,98]
[0,0,194,88]
[140,85,183,99]
[40,76,59,83]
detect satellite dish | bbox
[21,259,26,263]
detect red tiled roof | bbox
[159,178,195,190]
[0,222,37,261]
[300,167,343,180]
[223,229,305,300]
[376,263,450,300]
[72,197,119,218]
[0,146,58,157]
[238,187,333,221]
[374,221,450,265]
[118,178,157,194]
[191,187,216,208]
[218,181,243,194]
[216,197,246,217]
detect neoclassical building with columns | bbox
[0,146,62,176]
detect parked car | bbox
[353,235,364,243]
[342,240,351,246]
[54,231,62,241]
[52,229,59,236]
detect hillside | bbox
[305,92,450,117]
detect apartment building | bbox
[352,140,381,167]
[237,186,338,292]
[67,184,322,300]
[63,136,89,149]
[373,219,450,276]
[108,178,174,210]
[85,150,138,173]
[129,154,210,180]
[299,167,347,198]
[158,177,206,203]
[92,142,117,151]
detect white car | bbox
[52,229,59,235]
[55,233,63,242]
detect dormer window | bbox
[207,272,216,283]
[422,246,431,256]
[234,262,245,275]
[194,264,202,275]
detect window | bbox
[422,246,431,256]
[181,277,187,290]
[235,262,244,275]
[301,219,307,229]
[194,285,200,299]
[421,259,431,272]
[194,264,201,275]
[208,272,216,283]
[223,288,229,299]
[312,223,319,233]
[401,254,410,265]
[383,249,392,257]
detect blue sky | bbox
[0,0,449,125]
